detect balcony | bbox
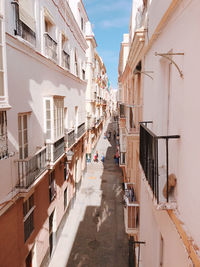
[65,129,76,148]
[62,50,70,70]
[44,33,58,62]
[139,123,180,208]
[46,137,65,164]
[124,183,139,234]
[76,123,86,140]
[16,147,47,188]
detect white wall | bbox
[0,0,87,202]
[142,0,200,255]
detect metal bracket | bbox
[134,70,154,80]
[155,52,184,78]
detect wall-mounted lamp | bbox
[66,150,74,162]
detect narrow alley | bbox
[49,119,128,267]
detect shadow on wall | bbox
[66,121,128,267]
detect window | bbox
[64,162,69,181]
[159,235,164,266]
[49,170,56,202]
[61,34,70,70]
[81,61,86,80]
[81,17,84,31]
[12,0,36,44]
[82,69,85,80]
[64,187,67,210]
[0,111,8,159]
[75,106,78,130]
[44,97,64,141]
[74,51,79,76]
[44,13,57,61]
[49,210,55,256]
[64,107,68,132]
[54,98,64,140]
[18,114,28,159]
[23,194,34,242]
[45,99,51,139]
[0,19,5,97]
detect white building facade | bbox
[0,1,100,266]
[118,0,200,266]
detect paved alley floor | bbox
[49,119,128,267]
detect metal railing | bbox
[139,123,180,203]
[16,147,47,188]
[47,137,65,163]
[66,129,76,148]
[62,50,70,70]
[44,33,58,62]
[12,2,36,45]
[76,123,85,140]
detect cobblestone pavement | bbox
[49,119,128,267]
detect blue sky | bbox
[82,0,132,89]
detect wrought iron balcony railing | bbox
[65,129,76,148]
[46,137,65,163]
[139,122,180,204]
[76,123,86,140]
[16,147,47,188]
[62,50,70,70]
[44,33,58,62]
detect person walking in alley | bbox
[116,149,119,165]
[107,131,111,140]
[113,130,116,140]
[94,151,98,162]
[101,153,105,163]
[116,134,119,145]
[114,150,119,165]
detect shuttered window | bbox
[18,114,28,159]
[44,97,64,141]
[19,0,35,32]
[23,194,34,242]
[45,99,51,139]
